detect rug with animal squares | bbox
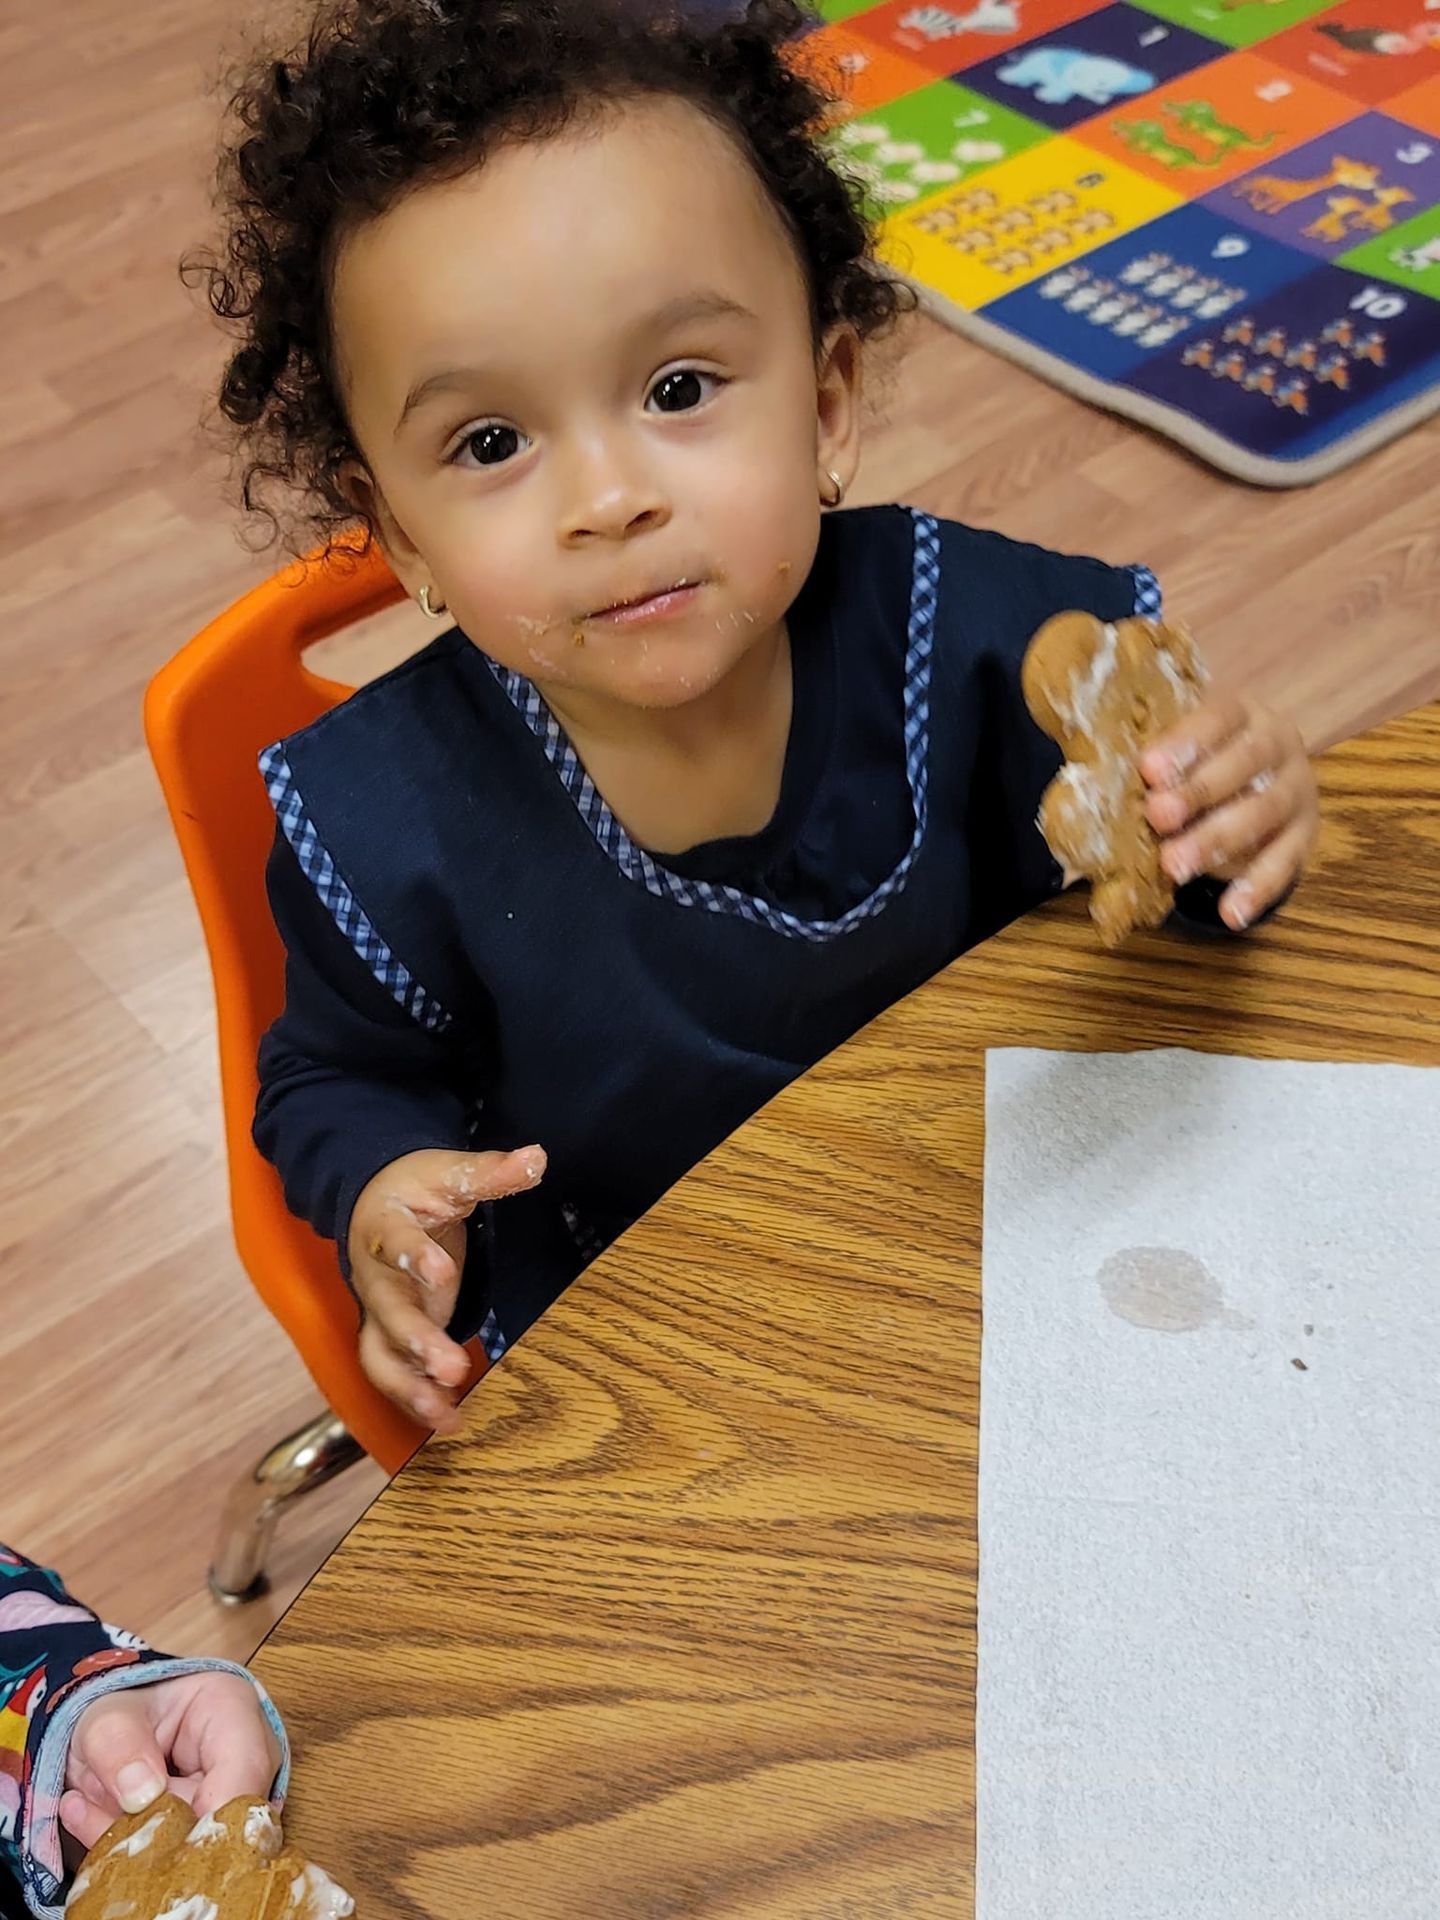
[801,0,1440,481]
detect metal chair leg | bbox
[209,1410,365,1605]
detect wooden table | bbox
[254,706,1439,1918]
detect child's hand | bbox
[62,1671,282,1850]
[348,1145,546,1431]
[1140,689,1318,932]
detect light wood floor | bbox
[3,1,1438,1670]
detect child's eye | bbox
[647,369,722,415]
[451,423,528,469]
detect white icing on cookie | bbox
[1052,759,1127,868]
[1061,621,1119,737]
[153,1900,218,1920]
[109,1813,166,1857]
[291,1863,357,1918]
[243,1803,281,1855]
[184,1812,226,1847]
[1154,636,1205,707]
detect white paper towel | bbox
[979,1048,1440,1920]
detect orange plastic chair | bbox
[145,541,478,1598]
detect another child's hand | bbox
[1140,689,1318,932]
[348,1145,546,1430]
[62,1671,282,1850]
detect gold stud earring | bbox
[418,585,447,620]
[822,469,847,509]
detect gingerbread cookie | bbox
[65,1794,355,1919]
[1022,611,1206,947]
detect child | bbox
[0,1544,285,1916]
[191,0,1318,1433]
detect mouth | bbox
[585,578,705,628]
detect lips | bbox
[586,578,704,627]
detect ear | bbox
[814,324,863,500]
[340,459,430,601]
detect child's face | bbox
[330,95,861,712]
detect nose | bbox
[557,434,671,548]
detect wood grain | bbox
[253,707,1439,1917]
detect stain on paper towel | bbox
[1098,1247,1252,1334]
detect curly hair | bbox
[183,0,913,554]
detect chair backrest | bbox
[144,542,427,1476]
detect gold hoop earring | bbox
[418,585,447,620]
[822,468,847,509]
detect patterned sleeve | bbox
[0,1546,288,1919]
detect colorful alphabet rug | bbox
[803,0,1440,482]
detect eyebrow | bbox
[394,289,759,434]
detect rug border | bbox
[907,277,1440,490]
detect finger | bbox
[59,1788,114,1852]
[188,1699,282,1821]
[413,1145,548,1227]
[1220,818,1314,929]
[69,1695,168,1816]
[353,1214,469,1375]
[360,1209,462,1296]
[191,1745,276,1820]
[1140,689,1250,791]
[1158,763,1305,885]
[360,1320,462,1428]
[360,1318,465,1433]
[1146,713,1294,835]
[363,1142,547,1292]
[431,1217,469,1277]
[69,1761,111,1810]
[354,1269,471,1388]
[160,1673,282,1804]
